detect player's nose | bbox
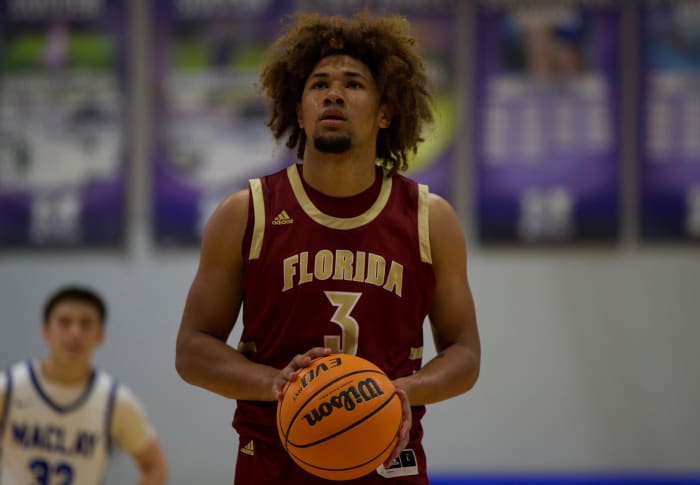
[323,87,345,105]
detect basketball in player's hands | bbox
[276,353,402,480]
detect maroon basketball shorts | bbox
[234,435,428,485]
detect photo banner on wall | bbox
[153,0,459,247]
[294,0,459,202]
[639,0,700,242]
[474,0,621,244]
[0,0,127,249]
[152,0,294,246]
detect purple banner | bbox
[152,0,460,247]
[474,0,621,244]
[0,0,127,248]
[295,0,458,202]
[639,0,700,242]
[152,0,294,246]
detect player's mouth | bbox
[319,109,347,127]
[63,342,84,354]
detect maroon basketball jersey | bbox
[234,164,436,447]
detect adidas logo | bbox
[240,440,254,456]
[272,210,293,225]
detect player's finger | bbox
[289,347,327,370]
[303,346,332,362]
[288,347,331,373]
[384,389,412,467]
[274,348,331,399]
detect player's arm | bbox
[175,189,276,400]
[175,190,327,401]
[0,371,7,430]
[111,387,167,485]
[132,440,167,485]
[394,194,481,405]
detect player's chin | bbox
[61,348,89,361]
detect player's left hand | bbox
[273,347,331,400]
[383,387,411,467]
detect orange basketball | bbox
[276,353,402,481]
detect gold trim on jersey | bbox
[418,184,432,264]
[409,347,423,360]
[248,178,265,260]
[286,164,393,230]
[237,341,257,353]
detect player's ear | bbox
[378,105,391,129]
[97,326,106,346]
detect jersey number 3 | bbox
[323,291,360,355]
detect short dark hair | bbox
[43,286,107,325]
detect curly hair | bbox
[259,11,434,176]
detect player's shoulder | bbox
[0,367,7,392]
[1,360,32,382]
[427,191,456,215]
[200,188,250,246]
[94,372,144,411]
[4,360,29,372]
[426,193,468,261]
[218,188,250,215]
[204,166,290,245]
[113,383,143,409]
[0,361,18,387]
[89,368,119,395]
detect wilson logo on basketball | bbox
[302,378,385,426]
[276,354,402,480]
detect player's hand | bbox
[273,347,331,400]
[383,387,411,467]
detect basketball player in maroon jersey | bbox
[175,12,481,484]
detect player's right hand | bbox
[273,347,331,400]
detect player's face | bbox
[297,55,390,155]
[43,300,105,365]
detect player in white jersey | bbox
[0,286,167,485]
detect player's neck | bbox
[40,356,93,385]
[301,150,377,197]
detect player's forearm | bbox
[138,463,167,485]
[133,441,168,485]
[175,330,278,401]
[394,343,479,406]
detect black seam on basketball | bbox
[283,368,387,439]
[286,436,397,473]
[285,398,399,473]
[288,390,400,448]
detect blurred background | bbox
[1,0,699,483]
